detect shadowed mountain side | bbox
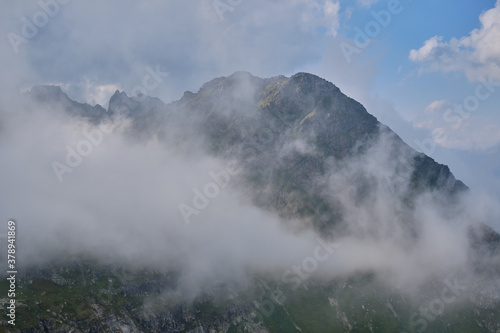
[30,72,471,236]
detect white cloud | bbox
[436,121,500,150]
[409,1,500,81]
[409,36,444,62]
[415,99,500,150]
[424,99,447,114]
[0,0,341,102]
[356,0,379,9]
[1,98,494,296]
[68,78,120,107]
[323,0,341,36]
[289,0,341,36]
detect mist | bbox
[0,78,498,304]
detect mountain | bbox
[8,72,499,332]
[28,85,108,125]
[110,71,469,233]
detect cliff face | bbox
[26,72,472,235]
[162,72,467,231]
[28,85,108,125]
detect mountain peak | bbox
[30,84,65,95]
[108,89,130,107]
[29,85,70,104]
[228,71,256,79]
[110,89,128,100]
[107,89,164,114]
[27,84,107,124]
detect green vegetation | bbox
[0,260,497,332]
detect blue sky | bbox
[305,0,500,201]
[1,0,499,202]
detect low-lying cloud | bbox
[0,86,498,301]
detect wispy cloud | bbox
[409,0,500,81]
